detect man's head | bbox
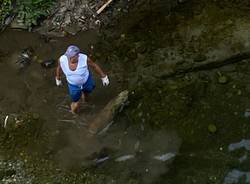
[65,45,80,63]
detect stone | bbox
[244,109,250,118]
[120,34,126,39]
[63,24,81,35]
[208,124,217,133]
[10,18,28,30]
[32,113,40,120]
[218,75,228,84]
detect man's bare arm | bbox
[87,57,106,78]
[56,59,62,80]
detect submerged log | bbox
[158,51,250,79]
[88,90,128,134]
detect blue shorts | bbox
[68,73,95,102]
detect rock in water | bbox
[40,59,56,68]
[208,124,217,133]
[218,75,228,84]
[16,48,33,69]
[88,90,129,134]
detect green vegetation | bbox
[16,0,55,29]
[0,0,55,29]
[0,0,12,25]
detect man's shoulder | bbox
[79,53,88,58]
[79,53,88,63]
[59,55,67,62]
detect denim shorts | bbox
[68,73,95,102]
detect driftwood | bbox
[96,0,113,15]
[88,90,128,134]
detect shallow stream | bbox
[1,1,250,183]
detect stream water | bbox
[1,1,250,183]
[0,29,182,183]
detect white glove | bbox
[55,78,62,86]
[101,75,109,86]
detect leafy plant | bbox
[0,0,12,25]
[17,0,55,30]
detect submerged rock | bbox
[244,109,250,118]
[218,75,228,84]
[224,169,250,184]
[16,48,33,69]
[10,18,28,30]
[228,139,250,151]
[208,124,217,133]
[32,113,40,120]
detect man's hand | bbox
[55,78,62,86]
[101,75,109,86]
[56,59,63,86]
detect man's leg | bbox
[81,92,90,102]
[68,84,82,114]
[70,101,80,114]
[81,72,95,102]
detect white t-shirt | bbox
[59,53,89,86]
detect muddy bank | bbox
[1,0,184,37]
[39,0,183,36]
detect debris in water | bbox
[134,141,140,151]
[40,59,56,68]
[4,115,9,128]
[97,121,114,135]
[115,155,135,162]
[153,152,176,162]
[58,119,76,124]
[94,156,110,164]
[228,139,250,151]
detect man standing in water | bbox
[55,45,109,114]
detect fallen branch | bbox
[157,51,250,79]
[96,0,113,15]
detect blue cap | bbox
[65,45,80,58]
